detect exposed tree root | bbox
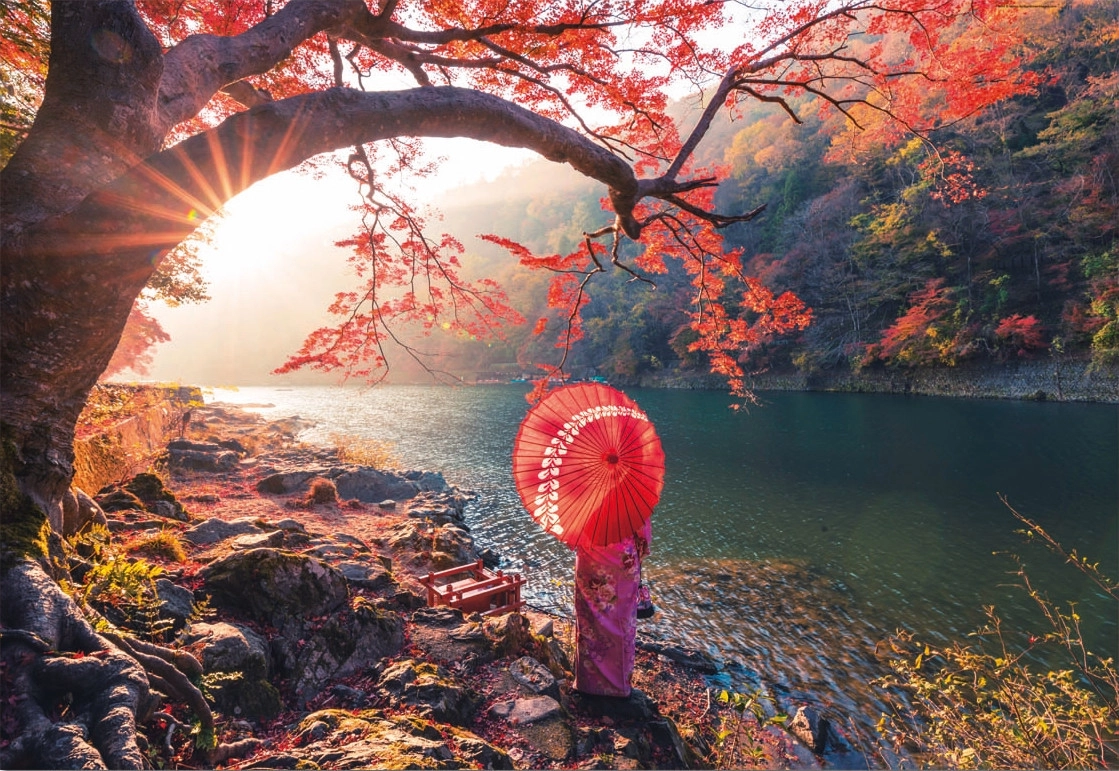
[1,561,151,769]
[101,630,213,739]
[1,559,266,768]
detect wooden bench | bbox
[421,559,525,616]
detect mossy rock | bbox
[203,671,282,720]
[376,659,478,725]
[296,710,510,770]
[0,425,50,574]
[95,488,145,513]
[199,548,349,625]
[124,473,171,501]
[277,600,405,708]
[298,708,384,735]
[125,473,187,519]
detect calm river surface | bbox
[210,385,1117,748]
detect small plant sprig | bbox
[711,689,788,768]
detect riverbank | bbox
[624,358,1119,403]
[24,399,852,770]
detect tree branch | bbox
[157,0,372,131]
[17,86,640,271]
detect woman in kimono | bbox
[572,519,652,697]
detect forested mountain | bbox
[436,0,1118,383]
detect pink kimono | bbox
[573,520,651,697]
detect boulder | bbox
[402,469,451,491]
[385,521,478,570]
[648,718,696,768]
[489,695,562,725]
[183,621,271,678]
[231,531,285,550]
[412,606,466,627]
[202,671,282,721]
[94,488,144,513]
[216,438,248,455]
[166,440,239,472]
[271,597,404,707]
[96,473,187,520]
[61,487,107,538]
[271,518,307,532]
[149,500,184,521]
[492,697,573,763]
[787,705,851,755]
[182,517,265,545]
[334,533,372,550]
[154,578,195,631]
[332,467,423,502]
[375,659,477,725]
[199,548,349,627]
[255,469,327,495]
[335,560,393,591]
[789,706,824,753]
[183,621,280,720]
[509,655,559,699]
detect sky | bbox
[141,140,546,385]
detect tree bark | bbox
[0,563,152,769]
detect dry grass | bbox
[124,530,187,563]
[305,477,338,505]
[332,433,398,468]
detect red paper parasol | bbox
[513,383,665,549]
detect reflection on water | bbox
[209,384,1118,744]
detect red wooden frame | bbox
[421,559,525,616]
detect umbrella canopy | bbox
[513,383,665,549]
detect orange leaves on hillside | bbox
[866,277,958,366]
[816,0,1044,162]
[920,150,988,205]
[995,314,1047,358]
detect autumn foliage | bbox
[995,314,1047,359]
[101,302,172,380]
[2,0,1045,404]
[102,0,1040,399]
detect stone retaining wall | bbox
[632,359,1119,403]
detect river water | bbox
[209,384,1117,752]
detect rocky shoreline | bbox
[17,402,853,770]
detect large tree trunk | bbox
[2,1,167,528]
